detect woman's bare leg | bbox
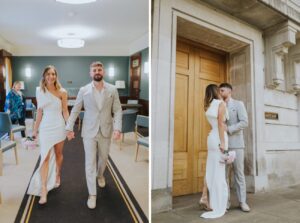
[39,150,51,204]
[201,179,208,200]
[200,178,211,210]
[54,141,65,186]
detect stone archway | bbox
[171,16,256,196]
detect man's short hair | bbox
[219,83,232,90]
[90,61,104,68]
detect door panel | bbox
[194,47,226,191]
[174,74,189,153]
[173,41,194,196]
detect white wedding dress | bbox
[27,87,66,196]
[201,99,228,219]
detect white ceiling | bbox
[0,0,149,56]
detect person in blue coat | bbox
[4,81,26,137]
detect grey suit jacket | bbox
[66,81,122,139]
[226,98,248,149]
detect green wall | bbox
[12,56,130,97]
[12,52,149,101]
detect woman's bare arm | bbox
[218,101,226,152]
[33,108,43,138]
[61,91,69,122]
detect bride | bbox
[27,65,69,204]
[200,84,228,218]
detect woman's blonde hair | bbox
[40,65,62,92]
[204,84,220,111]
[12,81,21,89]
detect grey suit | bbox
[226,98,248,204]
[66,81,122,195]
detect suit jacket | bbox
[226,98,248,149]
[66,81,122,139]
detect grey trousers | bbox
[226,148,247,204]
[83,131,111,196]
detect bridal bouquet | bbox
[220,150,236,164]
[22,136,38,150]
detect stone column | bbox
[265,21,300,89]
[286,39,300,93]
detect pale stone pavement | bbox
[152,185,300,223]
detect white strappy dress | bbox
[27,87,66,196]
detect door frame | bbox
[169,11,257,202]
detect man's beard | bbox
[221,95,228,100]
[93,75,103,82]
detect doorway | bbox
[173,38,227,196]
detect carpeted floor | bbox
[14,129,147,223]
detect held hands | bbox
[113,130,121,140]
[66,131,75,141]
[66,130,120,141]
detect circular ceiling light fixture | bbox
[56,0,96,4]
[57,38,85,48]
[41,25,100,40]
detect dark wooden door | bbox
[0,50,12,111]
[0,57,6,111]
[129,53,141,99]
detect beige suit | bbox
[66,81,122,195]
[227,98,248,148]
[226,98,248,204]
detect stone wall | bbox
[261,9,300,187]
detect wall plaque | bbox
[265,112,279,120]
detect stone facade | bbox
[151,0,300,214]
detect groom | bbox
[66,61,122,209]
[219,83,251,212]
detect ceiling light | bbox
[56,0,96,4]
[57,38,85,48]
[42,25,100,39]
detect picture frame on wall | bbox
[132,58,140,68]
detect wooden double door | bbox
[173,39,227,196]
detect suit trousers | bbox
[226,148,247,204]
[83,130,111,195]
